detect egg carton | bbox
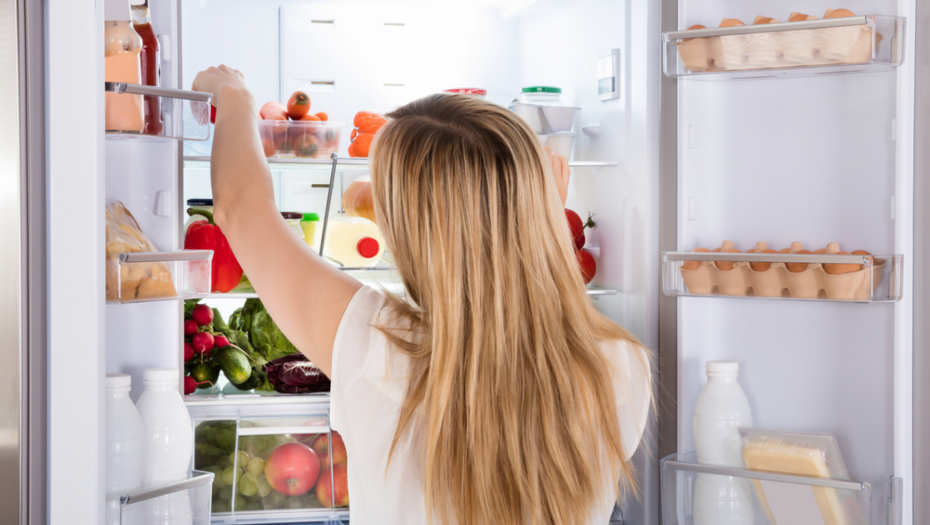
[662,241,903,302]
[668,15,902,74]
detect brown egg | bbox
[824,8,855,18]
[713,245,741,271]
[753,16,780,24]
[779,248,790,254]
[688,24,707,30]
[750,249,777,272]
[786,250,813,273]
[814,248,826,254]
[681,247,710,270]
[852,250,874,266]
[719,18,745,27]
[789,12,818,21]
[824,251,862,274]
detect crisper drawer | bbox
[186,397,349,524]
[660,453,901,525]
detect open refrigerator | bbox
[34,0,925,525]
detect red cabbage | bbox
[263,353,331,394]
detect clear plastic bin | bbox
[663,15,905,78]
[661,453,901,525]
[107,470,215,525]
[187,397,350,524]
[662,250,903,302]
[105,82,213,141]
[258,120,345,159]
[108,250,212,304]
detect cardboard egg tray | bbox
[676,24,876,72]
[677,242,884,301]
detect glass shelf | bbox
[209,286,618,300]
[107,470,214,525]
[107,250,213,304]
[663,15,905,79]
[662,251,903,302]
[661,453,901,525]
[183,156,618,172]
[105,83,212,141]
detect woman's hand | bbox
[191,65,252,110]
[545,146,570,206]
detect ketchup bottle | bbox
[131,0,163,136]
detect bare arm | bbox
[192,66,360,376]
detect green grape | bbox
[285,496,306,510]
[255,475,272,498]
[238,472,258,497]
[212,499,230,513]
[218,486,233,501]
[262,489,287,509]
[221,466,237,487]
[229,450,250,468]
[243,500,262,511]
[247,456,265,476]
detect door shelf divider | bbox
[105,82,213,141]
[663,15,905,79]
[661,453,901,525]
[108,249,213,304]
[662,251,903,302]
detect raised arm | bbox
[192,65,360,376]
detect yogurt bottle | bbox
[106,373,145,525]
[136,368,193,486]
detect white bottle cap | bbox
[706,360,739,376]
[105,373,132,390]
[105,0,132,21]
[143,368,179,384]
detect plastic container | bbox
[136,368,194,487]
[104,0,144,133]
[106,374,145,525]
[282,212,304,239]
[692,361,754,525]
[300,213,320,251]
[130,0,162,136]
[519,86,563,106]
[317,216,385,268]
[443,88,487,98]
[258,120,344,159]
[537,132,575,158]
[107,470,214,525]
[511,103,580,134]
[110,250,212,303]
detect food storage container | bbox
[300,213,320,251]
[282,212,304,239]
[187,397,350,523]
[537,132,575,158]
[258,120,345,159]
[511,104,580,134]
[519,86,563,106]
[108,250,213,303]
[106,470,215,525]
[443,88,487,98]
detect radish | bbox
[184,375,211,395]
[184,342,194,362]
[191,304,214,326]
[184,319,199,336]
[192,331,215,354]
[214,334,230,348]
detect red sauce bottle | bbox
[131,0,163,136]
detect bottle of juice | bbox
[104,0,144,133]
[342,175,376,223]
[131,0,162,136]
[317,216,385,268]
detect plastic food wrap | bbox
[740,429,865,525]
[105,201,177,301]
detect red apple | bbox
[577,249,596,285]
[264,442,320,496]
[308,432,347,469]
[316,463,349,508]
[565,209,585,250]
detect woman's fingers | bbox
[192,65,249,107]
[544,146,570,206]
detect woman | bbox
[193,65,651,525]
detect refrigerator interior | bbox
[100,0,662,523]
[671,0,914,521]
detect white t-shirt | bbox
[330,286,651,525]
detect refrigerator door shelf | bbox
[660,453,901,525]
[108,249,213,304]
[663,15,905,79]
[107,469,215,525]
[183,156,619,172]
[105,82,213,141]
[662,252,903,302]
[187,400,350,523]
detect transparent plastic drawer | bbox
[187,398,349,524]
[107,470,215,525]
[661,453,901,525]
[108,250,213,304]
[664,15,905,78]
[662,250,903,302]
[105,82,213,141]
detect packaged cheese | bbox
[740,429,866,525]
[105,201,177,301]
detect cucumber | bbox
[216,347,252,385]
[190,361,220,385]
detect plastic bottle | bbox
[136,368,193,486]
[316,216,385,268]
[106,374,145,525]
[692,360,754,525]
[130,0,162,135]
[104,0,144,132]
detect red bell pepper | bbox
[184,209,243,293]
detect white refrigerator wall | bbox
[675,0,913,499]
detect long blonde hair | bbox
[370,93,646,525]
